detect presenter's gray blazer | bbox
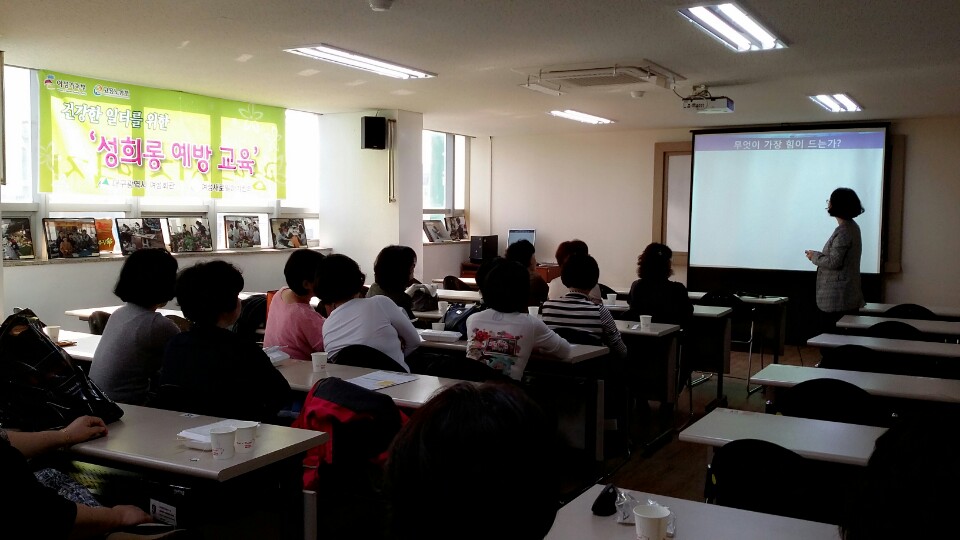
[811,219,865,313]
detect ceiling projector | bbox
[682,96,735,113]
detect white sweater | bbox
[465,310,571,380]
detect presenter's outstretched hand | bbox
[804,250,815,262]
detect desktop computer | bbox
[470,235,498,264]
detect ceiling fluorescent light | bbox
[548,110,614,125]
[520,80,564,96]
[810,93,861,113]
[679,3,785,52]
[285,44,435,79]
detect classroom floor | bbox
[563,344,823,504]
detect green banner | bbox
[38,70,285,199]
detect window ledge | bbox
[422,240,471,247]
[2,247,332,268]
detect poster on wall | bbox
[2,217,36,260]
[167,217,213,253]
[94,218,117,253]
[42,218,100,259]
[116,218,166,255]
[37,70,286,200]
[270,218,306,248]
[223,215,262,249]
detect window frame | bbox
[422,131,470,219]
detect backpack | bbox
[441,302,485,339]
[0,311,124,430]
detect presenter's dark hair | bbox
[283,249,325,296]
[561,253,600,290]
[373,245,417,293]
[114,248,178,307]
[315,254,366,304]
[385,382,558,540]
[479,259,529,313]
[505,239,535,267]
[474,256,504,291]
[829,187,865,219]
[638,242,673,280]
[176,260,243,326]
[555,239,589,267]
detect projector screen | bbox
[688,125,888,273]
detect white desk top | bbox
[615,320,681,337]
[431,277,477,287]
[436,289,482,303]
[59,330,100,362]
[692,305,733,318]
[678,408,885,466]
[861,302,960,318]
[752,364,960,404]
[70,404,328,482]
[418,338,609,364]
[837,315,960,336]
[65,305,185,321]
[689,291,789,305]
[276,361,464,408]
[545,484,840,540]
[807,333,960,358]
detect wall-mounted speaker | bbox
[361,116,387,150]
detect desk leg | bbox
[642,336,680,456]
[705,318,731,411]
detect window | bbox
[2,66,35,204]
[422,130,469,241]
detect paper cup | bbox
[209,427,237,460]
[528,306,540,316]
[437,301,449,314]
[233,421,258,454]
[432,322,446,331]
[311,351,328,372]
[634,503,670,540]
[606,293,618,305]
[639,315,653,329]
[44,326,61,341]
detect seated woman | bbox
[90,248,180,405]
[541,254,627,358]
[318,254,421,372]
[505,239,549,307]
[626,242,693,326]
[0,416,162,538]
[546,239,602,300]
[385,383,558,540]
[365,245,424,319]
[263,249,326,360]
[159,261,290,422]
[466,258,570,380]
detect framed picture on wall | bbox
[42,218,100,259]
[444,216,468,241]
[270,218,307,249]
[167,217,213,253]
[94,218,117,254]
[2,217,36,260]
[116,218,166,255]
[223,215,261,249]
[422,220,451,242]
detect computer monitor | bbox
[507,229,536,247]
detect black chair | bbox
[884,303,938,320]
[442,275,473,291]
[551,326,603,346]
[597,283,617,299]
[330,344,407,372]
[772,378,891,427]
[700,291,759,393]
[864,320,924,341]
[408,352,510,382]
[87,310,111,335]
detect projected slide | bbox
[689,127,886,273]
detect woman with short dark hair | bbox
[264,249,326,360]
[626,242,693,326]
[547,239,602,300]
[366,245,421,318]
[90,248,180,405]
[505,239,549,307]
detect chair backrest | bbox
[551,326,602,346]
[233,294,268,342]
[884,303,937,320]
[408,352,510,382]
[817,344,878,372]
[597,283,617,299]
[701,290,753,341]
[443,275,473,291]
[164,314,192,333]
[87,310,111,335]
[864,320,924,341]
[775,377,889,427]
[265,289,278,320]
[330,344,407,372]
[706,439,813,520]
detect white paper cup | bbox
[44,325,61,341]
[437,301,449,314]
[311,351,328,372]
[432,322,446,331]
[233,421,258,454]
[639,315,653,329]
[634,503,670,540]
[209,427,237,460]
[606,293,618,305]
[528,306,540,316]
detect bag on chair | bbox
[441,302,485,339]
[0,310,124,431]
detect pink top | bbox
[263,287,325,360]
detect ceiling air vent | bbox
[537,63,684,89]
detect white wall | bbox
[421,241,470,282]
[317,110,423,279]
[490,128,691,288]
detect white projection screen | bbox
[688,125,887,274]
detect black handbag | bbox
[0,311,124,431]
[441,302,485,339]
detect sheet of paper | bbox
[346,370,419,391]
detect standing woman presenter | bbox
[805,187,866,333]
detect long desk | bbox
[58,329,101,361]
[808,333,960,358]
[276,361,462,408]
[837,314,960,339]
[436,288,482,303]
[690,291,789,365]
[861,302,960,318]
[678,408,885,466]
[545,484,841,540]
[65,305,185,321]
[752,364,960,404]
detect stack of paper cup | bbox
[44,325,61,341]
[311,351,328,372]
[209,427,237,460]
[639,315,653,329]
[437,301,449,315]
[233,421,259,454]
[634,503,671,540]
[606,293,618,305]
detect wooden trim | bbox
[652,141,692,244]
